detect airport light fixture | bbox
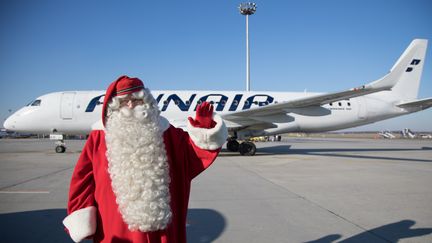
[239,2,256,92]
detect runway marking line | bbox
[0,190,50,194]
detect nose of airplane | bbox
[3,116,15,131]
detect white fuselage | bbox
[3,90,413,137]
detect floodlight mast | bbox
[239,2,256,92]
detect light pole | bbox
[239,2,256,92]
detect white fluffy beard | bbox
[105,103,172,232]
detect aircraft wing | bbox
[221,84,391,128]
[397,97,432,110]
[222,74,403,122]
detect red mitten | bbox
[188,102,217,129]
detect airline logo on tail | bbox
[406,59,421,72]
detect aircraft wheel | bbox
[226,139,239,152]
[55,145,66,153]
[239,141,256,156]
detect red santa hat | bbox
[102,75,145,126]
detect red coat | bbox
[63,116,227,243]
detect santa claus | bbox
[63,75,228,242]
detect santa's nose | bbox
[126,100,134,108]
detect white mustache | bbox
[119,105,150,121]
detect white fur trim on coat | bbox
[187,114,228,150]
[63,206,97,243]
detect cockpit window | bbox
[30,99,41,106]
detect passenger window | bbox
[31,100,41,106]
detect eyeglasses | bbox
[119,98,144,107]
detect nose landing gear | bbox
[55,142,66,153]
[51,134,66,153]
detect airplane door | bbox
[357,97,367,120]
[61,92,76,120]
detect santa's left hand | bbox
[188,102,217,129]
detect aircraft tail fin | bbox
[363,39,426,94]
[388,39,428,100]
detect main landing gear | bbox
[226,138,256,156]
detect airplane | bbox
[3,39,432,155]
[379,130,396,139]
[402,128,416,138]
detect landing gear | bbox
[227,138,257,156]
[55,144,66,153]
[238,141,256,156]
[226,139,239,152]
[50,134,66,153]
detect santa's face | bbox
[106,89,161,123]
[104,89,172,232]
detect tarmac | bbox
[0,137,431,242]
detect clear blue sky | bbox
[1,0,431,131]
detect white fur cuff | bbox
[63,206,97,242]
[187,114,228,150]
